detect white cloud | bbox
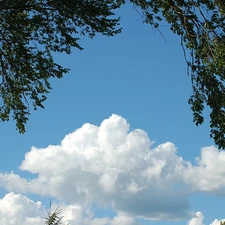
[210,219,225,225]
[0,193,223,225]
[0,114,225,221]
[110,213,137,225]
[187,212,204,225]
[0,192,44,225]
[186,212,225,225]
[0,192,138,225]
[184,146,225,194]
[0,193,222,225]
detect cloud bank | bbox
[0,114,225,224]
[0,193,223,225]
[0,192,138,225]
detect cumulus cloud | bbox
[187,212,204,225]
[0,114,225,221]
[0,192,138,225]
[186,212,225,225]
[0,193,222,225]
[211,219,225,225]
[0,192,44,225]
[184,146,225,194]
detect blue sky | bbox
[0,2,224,225]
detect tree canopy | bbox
[128,0,225,148]
[1,0,225,149]
[0,0,122,133]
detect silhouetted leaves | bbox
[127,0,225,149]
[2,0,225,149]
[0,0,122,133]
[44,207,68,225]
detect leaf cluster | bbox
[2,0,225,149]
[0,0,122,133]
[44,207,68,225]
[129,0,225,149]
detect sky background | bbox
[0,2,224,225]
